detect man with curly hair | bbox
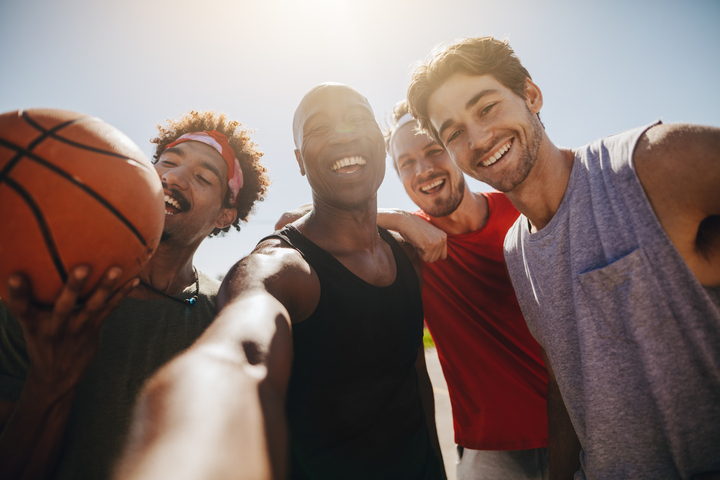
[0,110,270,480]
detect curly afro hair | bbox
[151,110,271,237]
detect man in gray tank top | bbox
[405,36,720,480]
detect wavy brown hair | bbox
[407,36,532,144]
[151,110,270,236]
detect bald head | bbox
[292,83,374,150]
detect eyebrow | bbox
[438,89,499,138]
[163,146,225,184]
[397,141,440,161]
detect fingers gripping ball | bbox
[0,109,165,306]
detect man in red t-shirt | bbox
[378,101,550,480]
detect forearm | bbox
[115,349,286,480]
[0,382,77,480]
[115,293,293,480]
[377,209,447,262]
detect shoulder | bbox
[219,238,320,322]
[634,123,720,216]
[485,191,520,220]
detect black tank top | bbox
[267,225,443,480]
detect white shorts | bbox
[456,446,549,480]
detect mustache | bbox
[414,171,445,190]
[164,186,191,211]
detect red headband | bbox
[165,130,243,204]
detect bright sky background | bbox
[2,0,719,279]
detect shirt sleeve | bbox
[0,301,29,402]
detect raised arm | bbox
[0,266,136,480]
[114,241,319,480]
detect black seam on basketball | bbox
[0,137,149,247]
[4,177,68,285]
[22,111,153,173]
[0,116,85,182]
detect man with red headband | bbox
[0,111,270,480]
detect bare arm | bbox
[415,346,447,479]
[274,203,312,230]
[0,266,136,480]
[114,242,319,480]
[634,124,720,286]
[276,206,448,263]
[377,208,447,262]
[541,347,581,480]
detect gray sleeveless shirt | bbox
[504,123,720,480]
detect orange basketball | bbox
[0,108,165,307]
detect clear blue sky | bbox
[2,0,718,279]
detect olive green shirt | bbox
[0,271,220,480]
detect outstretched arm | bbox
[114,242,319,480]
[0,266,136,480]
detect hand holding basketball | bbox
[4,265,138,400]
[0,109,165,306]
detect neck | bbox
[130,239,200,298]
[505,139,575,233]
[427,189,489,235]
[298,195,383,254]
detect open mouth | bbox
[480,139,513,167]
[164,191,189,215]
[330,156,367,174]
[419,177,446,195]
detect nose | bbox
[416,155,435,177]
[160,165,189,190]
[329,122,360,144]
[467,123,493,152]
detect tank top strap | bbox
[262,225,419,292]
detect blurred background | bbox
[2,0,718,279]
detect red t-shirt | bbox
[418,191,548,450]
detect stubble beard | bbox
[422,178,465,218]
[479,109,543,193]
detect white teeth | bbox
[164,194,181,210]
[420,178,444,192]
[331,156,367,172]
[481,140,512,167]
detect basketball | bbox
[0,108,165,307]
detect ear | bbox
[214,207,238,230]
[294,149,306,176]
[524,78,543,114]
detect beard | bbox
[421,176,465,218]
[476,108,543,193]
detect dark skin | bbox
[113,84,445,480]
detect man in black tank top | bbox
[113,84,447,480]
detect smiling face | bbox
[427,73,544,193]
[154,141,237,244]
[391,122,465,218]
[293,84,386,209]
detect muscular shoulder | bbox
[634,123,720,215]
[219,238,320,322]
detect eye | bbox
[445,129,463,145]
[350,115,368,124]
[480,103,497,116]
[160,160,176,166]
[196,174,210,185]
[427,148,444,157]
[399,158,415,170]
[308,123,329,135]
